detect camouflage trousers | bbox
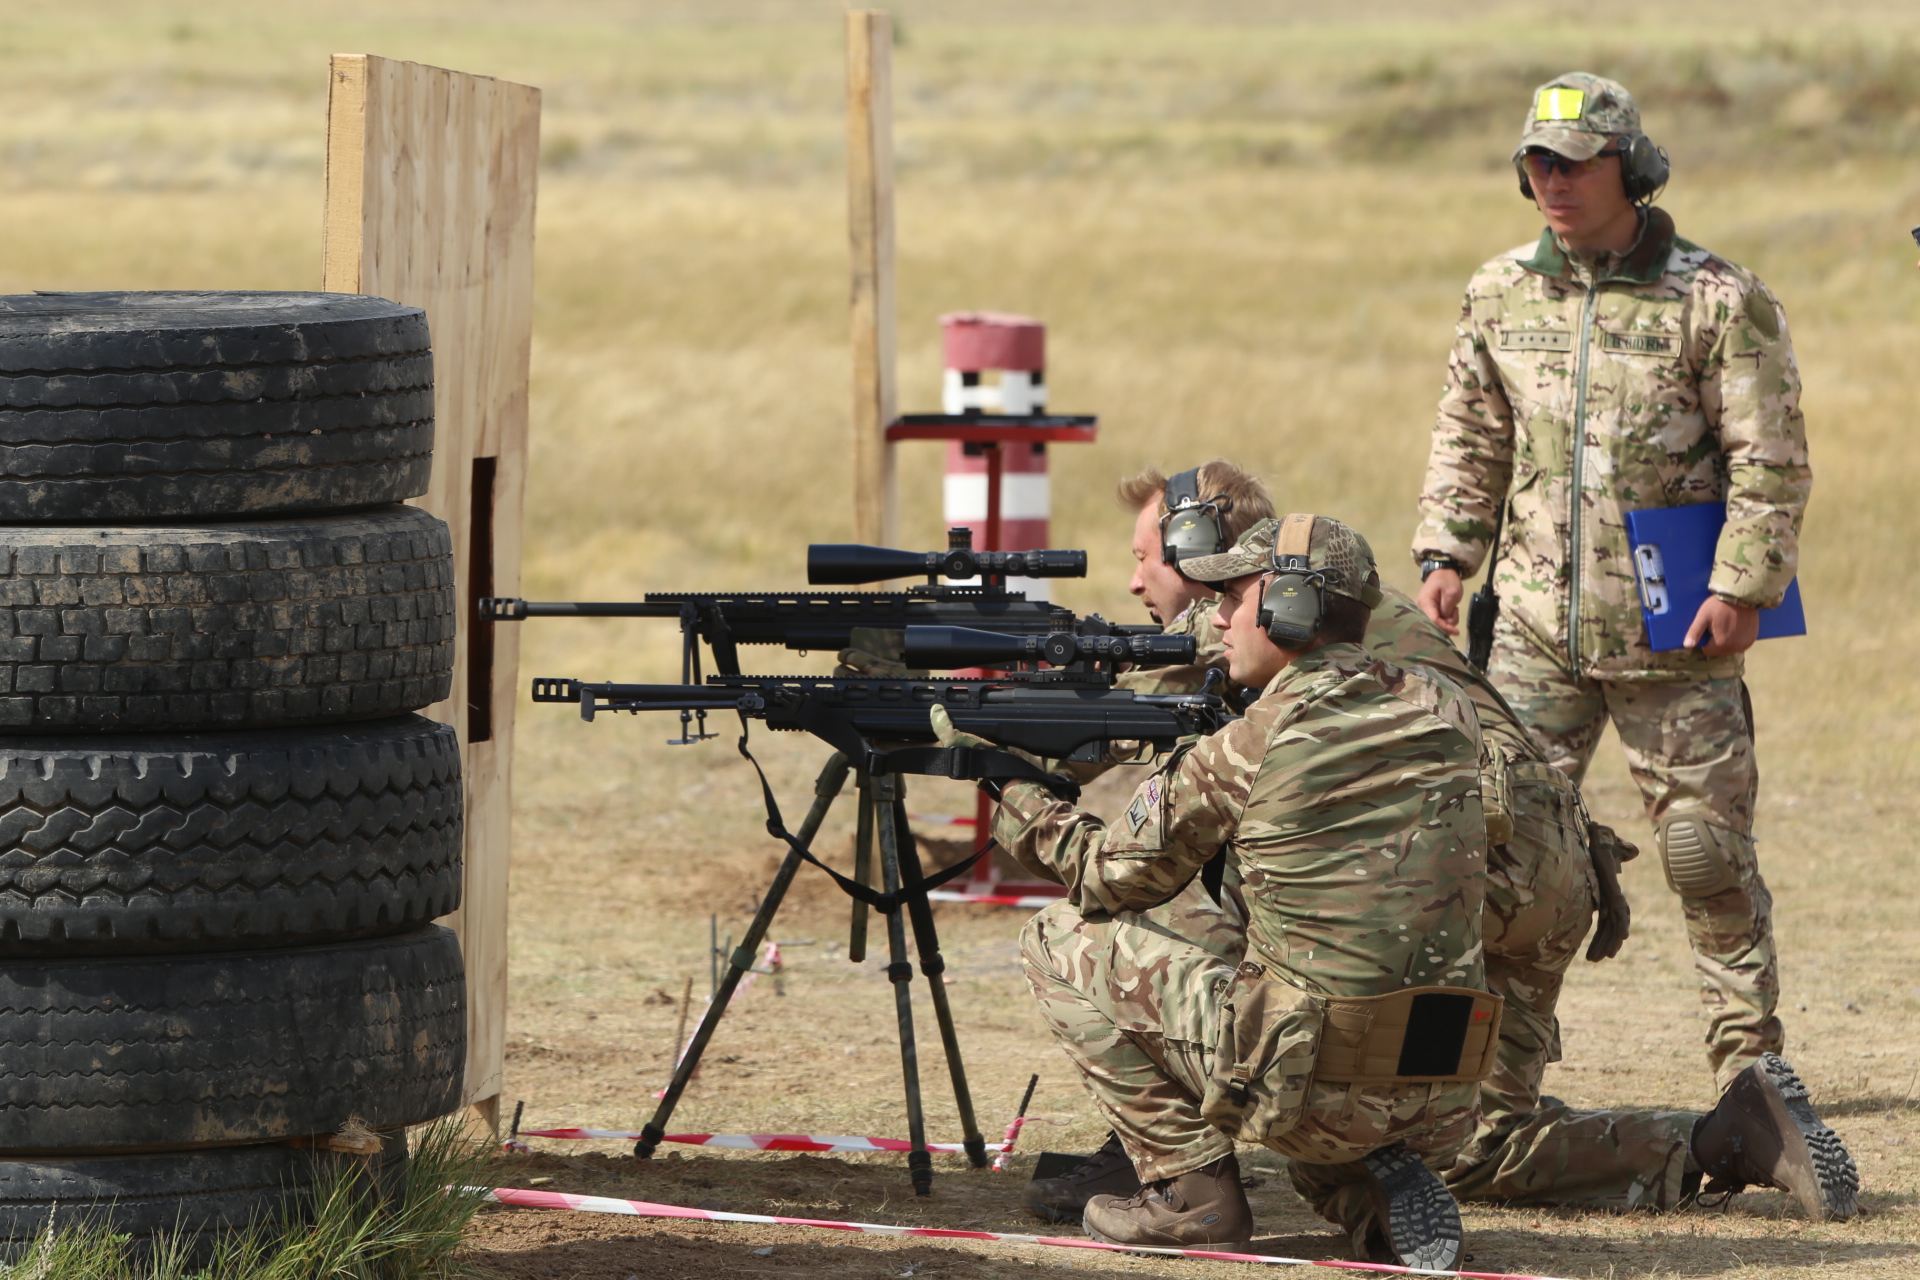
[1021,887,1476,1233]
[1490,617,1782,1089]
[1449,762,1697,1207]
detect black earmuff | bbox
[1516,132,1669,205]
[1620,132,1670,203]
[1160,468,1230,576]
[1256,514,1326,648]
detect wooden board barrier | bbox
[322,53,540,1134]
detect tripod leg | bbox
[892,796,990,1169]
[633,753,850,1159]
[873,773,933,1197]
[849,770,873,963]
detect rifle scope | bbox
[808,544,1087,585]
[900,626,1196,670]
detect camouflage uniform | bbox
[1070,573,1693,1208]
[993,632,1489,1234]
[1370,587,1696,1207]
[1412,74,1808,1088]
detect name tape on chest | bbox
[1497,328,1678,356]
[1496,329,1572,352]
[1600,330,1678,355]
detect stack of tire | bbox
[0,293,467,1259]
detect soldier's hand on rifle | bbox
[834,625,915,678]
[834,647,910,678]
[929,703,996,752]
[930,704,1049,775]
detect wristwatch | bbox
[1419,557,1459,582]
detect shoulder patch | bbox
[1743,290,1780,341]
[1600,330,1677,355]
[1498,328,1572,352]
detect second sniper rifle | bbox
[524,623,1234,1195]
[482,528,1159,740]
[533,622,1232,782]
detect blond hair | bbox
[1115,459,1275,545]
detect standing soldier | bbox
[1412,73,1811,1091]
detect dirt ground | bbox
[20,4,1907,1276]
[472,719,1920,1280]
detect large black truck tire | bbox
[0,715,461,955]
[0,926,464,1150]
[0,505,454,732]
[0,1140,406,1262]
[0,291,432,521]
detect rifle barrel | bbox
[481,597,682,620]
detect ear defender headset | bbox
[1159,468,1232,575]
[1257,513,1329,648]
[1516,131,1669,204]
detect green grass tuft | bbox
[0,1123,495,1280]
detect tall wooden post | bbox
[322,53,540,1137]
[846,10,898,547]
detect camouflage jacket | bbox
[1114,601,1227,697]
[991,642,1488,999]
[1367,584,1542,768]
[1412,207,1811,680]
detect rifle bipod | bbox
[629,752,990,1194]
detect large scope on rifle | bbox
[900,626,1196,670]
[809,544,1088,585]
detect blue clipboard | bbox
[1624,503,1805,652]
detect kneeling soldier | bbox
[1027,462,1858,1226]
[937,515,1497,1267]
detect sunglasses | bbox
[1520,148,1624,181]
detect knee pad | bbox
[1657,814,1747,898]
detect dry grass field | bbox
[2,2,1919,1275]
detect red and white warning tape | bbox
[480,1186,1572,1280]
[925,889,1060,908]
[519,1129,1011,1155]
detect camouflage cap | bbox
[1514,72,1642,162]
[1182,514,1384,608]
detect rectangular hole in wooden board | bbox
[468,455,498,744]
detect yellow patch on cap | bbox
[1534,87,1586,122]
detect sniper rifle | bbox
[531,623,1228,780]
[481,529,1157,679]
[487,529,1162,741]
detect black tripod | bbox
[631,752,989,1194]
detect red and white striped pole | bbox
[939,311,1051,598]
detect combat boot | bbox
[1082,1151,1253,1250]
[1690,1053,1858,1220]
[1021,1132,1141,1224]
[1351,1144,1463,1270]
